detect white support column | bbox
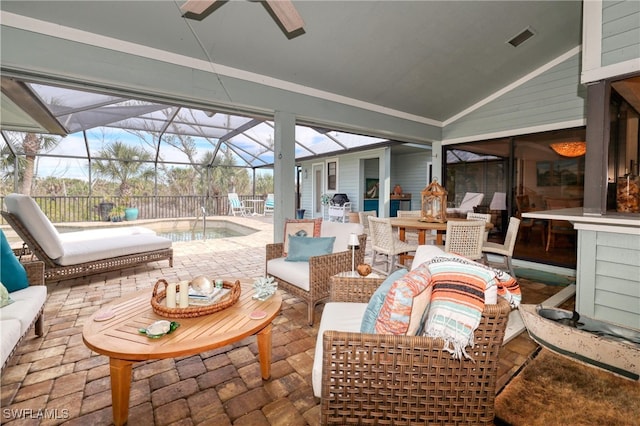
[273,111,296,243]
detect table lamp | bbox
[348,233,360,277]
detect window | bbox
[327,161,337,190]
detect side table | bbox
[330,273,386,303]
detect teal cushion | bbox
[285,236,336,262]
[0,230,28,293]
[360,268,408,333]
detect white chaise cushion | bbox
[56,234,171,265]
[5,194,64,259]
[312,302,368,397]
[0,286,46,335]
[411,245,497,304]
[266,258,310,291]
[320,222,364,253]
[1,319,22,367]
[58,226,156,243]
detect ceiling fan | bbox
[181,0,305,39]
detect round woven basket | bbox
[151,278,241,319]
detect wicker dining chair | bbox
[396,210,436,244]
[482,217,521,276]
[368,216,418,273]
[444,220,486,261]
[320,277,512,425]
[467,211,492,241]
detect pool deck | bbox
[1,215,575,425]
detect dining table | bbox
[389,217,493,245]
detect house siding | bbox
[602,0,640,67]
[391,152,431,210]
[577,229,640,329]
[443,52,585,142]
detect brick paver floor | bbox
[1,215,567,425]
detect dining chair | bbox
[444,220,485,261]
[358,210,377,256]
[481,217,520,276]
[544,197,582,252]
[368,216,418,274]
[515,194,545,247]
[397,210,436,244]
[466,212,492,241]
[228,193,251,216]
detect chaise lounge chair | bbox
[2,194,173,283]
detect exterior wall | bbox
[601,0,640,67]
[390,151,432,210]
[443,50,586,143]
[576,227,640,329]
[582,0,640,84]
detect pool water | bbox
[55,219,256,243]
[157,227,246,242]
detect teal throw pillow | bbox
[360,268,408,333]
[285,235,336,262]
[0,230,29,292]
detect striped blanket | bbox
[422,255,521,359]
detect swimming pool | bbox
[56,219,257,243]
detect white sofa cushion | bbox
[320,222,364,253]
[411,245,497,304]
[5,194,64,259]
[312,302,368,397]
[56,233,172,265]
[58,226,156,243]
[1,319,22,367]
[266,258,310,291]
[0,286,46,335]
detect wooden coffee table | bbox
[82,280,282,426]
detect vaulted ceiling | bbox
[1,1,583,126]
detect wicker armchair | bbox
[265,233,366,325]
[320,276,512,425]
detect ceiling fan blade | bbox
[262,0,305,35]
[181,0,227,20]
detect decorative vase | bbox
[393,185,403,196]
[124,207,139,221]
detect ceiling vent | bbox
[508,27,535,47]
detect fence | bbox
[0,194,268,224]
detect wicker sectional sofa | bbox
[1,260,46,371]
[3,194,173,282]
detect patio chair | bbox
[446,192,484,217]
[444,220,485,261]
[368,216,418,273]
[263,193,275,216]
[228,193,251,216]
[2,193,173,283]
[482,217,520,276]
[319,276,512,425]
[397,210,435,244]
[467,211,492,241]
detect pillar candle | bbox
[166,283,177,308]
[178,281,190,308]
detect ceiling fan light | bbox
[550,141,586,158]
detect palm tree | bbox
[92,141,153,203]
[4,133,60,195]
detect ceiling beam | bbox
[1,77,68,135]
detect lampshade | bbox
[550,141,586,158]
[348,233,359,247]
